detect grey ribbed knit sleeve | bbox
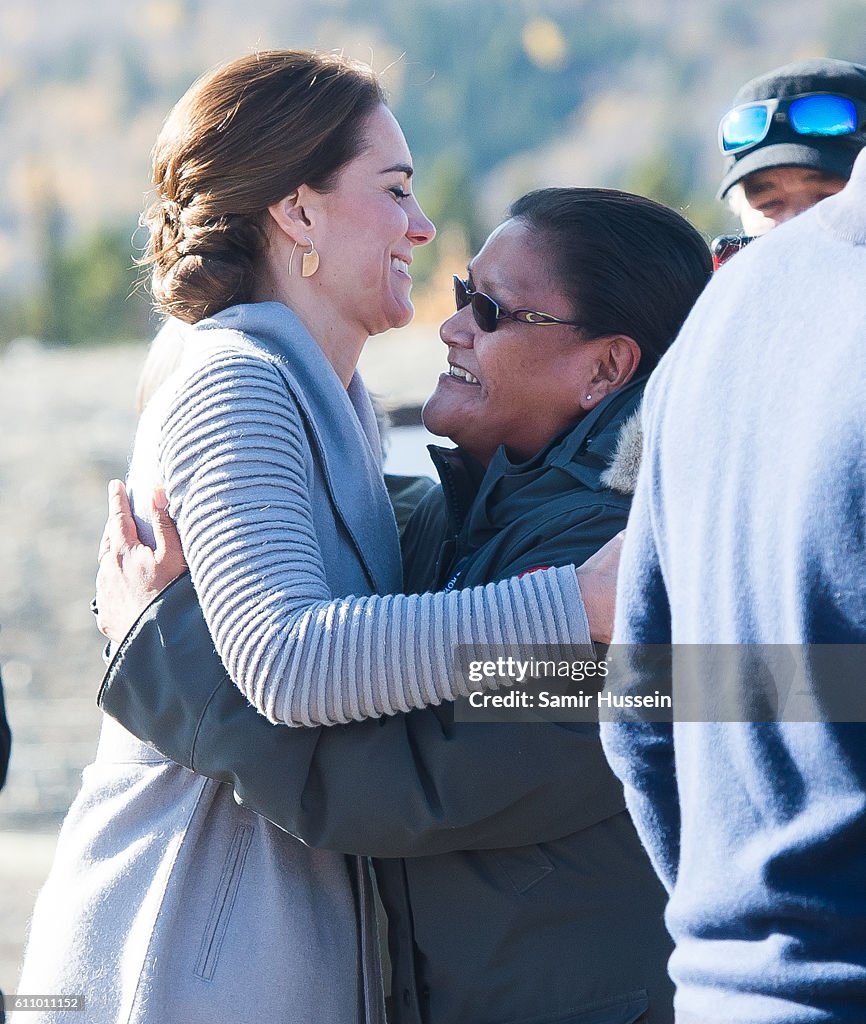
[159,350,590,727]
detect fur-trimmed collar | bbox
[600,407,643,496]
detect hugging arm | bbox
[155,351,590,728]
[491,516,626,647]
[99,571,625,858]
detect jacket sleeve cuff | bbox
[98,571,220,771]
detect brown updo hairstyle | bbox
[142,50,386,324]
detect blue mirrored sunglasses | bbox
[718,92,866,155]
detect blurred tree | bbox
[622,145,692,211]
[522,16,568,71]
[622,143,728,240]
[712,0,763,47]
[1,220,153,346]
[46,226,152,345]
[118,44,159,115]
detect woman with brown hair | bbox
[16,52,603,1024]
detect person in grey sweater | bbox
[17,52,606,1024]
[601,151,866,1022]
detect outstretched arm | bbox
[96,480,621,646]
[99,571,625,858]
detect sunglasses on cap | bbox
[718,92,866,156]
[453,275,586,334]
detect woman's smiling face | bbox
[305,104,436,339]
[422,218,604,466]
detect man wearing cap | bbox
[718,58,866,235]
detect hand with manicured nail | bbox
[94,479,188,642]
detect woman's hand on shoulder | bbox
[575,531,624,645]
[95,479,188,643]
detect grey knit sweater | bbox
[128,303,589,728]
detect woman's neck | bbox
[252,274,366,389]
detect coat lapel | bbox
[203,303,402,596]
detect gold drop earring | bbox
[289,236,319,278]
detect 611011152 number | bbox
[7,995,85,1012]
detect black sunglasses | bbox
[453,275,586,333]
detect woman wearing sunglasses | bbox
[92,187,711,1024]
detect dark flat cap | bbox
[718,58,866,199]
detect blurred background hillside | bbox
[1,0,865,345]
[1,0,864,995]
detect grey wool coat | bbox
[15,305,401,1024]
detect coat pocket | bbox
[490,844,555,894]
[194,822,253,981]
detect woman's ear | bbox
[266,186,315,245]
[591,335,642,396]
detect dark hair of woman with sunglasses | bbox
[511,187,714,370]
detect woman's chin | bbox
[420,389,457,439]
[390,298,415,330]
[368,300,415,337]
